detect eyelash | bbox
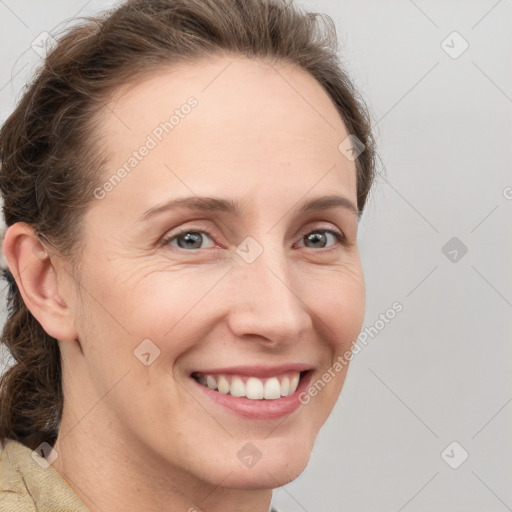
[161,226,348,253]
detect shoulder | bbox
[0,438,36,511]
[0,438,89,511]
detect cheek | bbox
[79,263,233,375]
[124,266,230,341]
[82,253,217,325]
[335,280,365,348]
[310,265,365,353]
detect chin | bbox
[212,435,315,490]
[222,454,311,490]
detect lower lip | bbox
[192,372,313,420]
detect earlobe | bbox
[1,222,79,342]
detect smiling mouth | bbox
[191,370,307,400]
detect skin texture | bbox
[2,56,365,512]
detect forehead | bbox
[93,56,356,208]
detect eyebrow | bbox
[139,194,359,222]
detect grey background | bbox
[1,1,511,511]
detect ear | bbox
[1,222,79,342]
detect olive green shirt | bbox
[0,438,89,511]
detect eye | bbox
[161,226,347,253]
[298,229,346,250]
[163,230,216,251]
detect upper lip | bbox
[190,363,313,378]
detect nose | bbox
[226,247,312,348]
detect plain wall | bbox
[1,1,511,510]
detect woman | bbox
[0,0,376,510]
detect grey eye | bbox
[167,231,215,250]
[302,230,343,249]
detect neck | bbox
[52,413,273,512]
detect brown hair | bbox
[0,0,376,450]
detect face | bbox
[63,56,365,490]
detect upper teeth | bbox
[194,372,301,400]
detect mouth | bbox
[189,366,313,420]
[191,370,304,400]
